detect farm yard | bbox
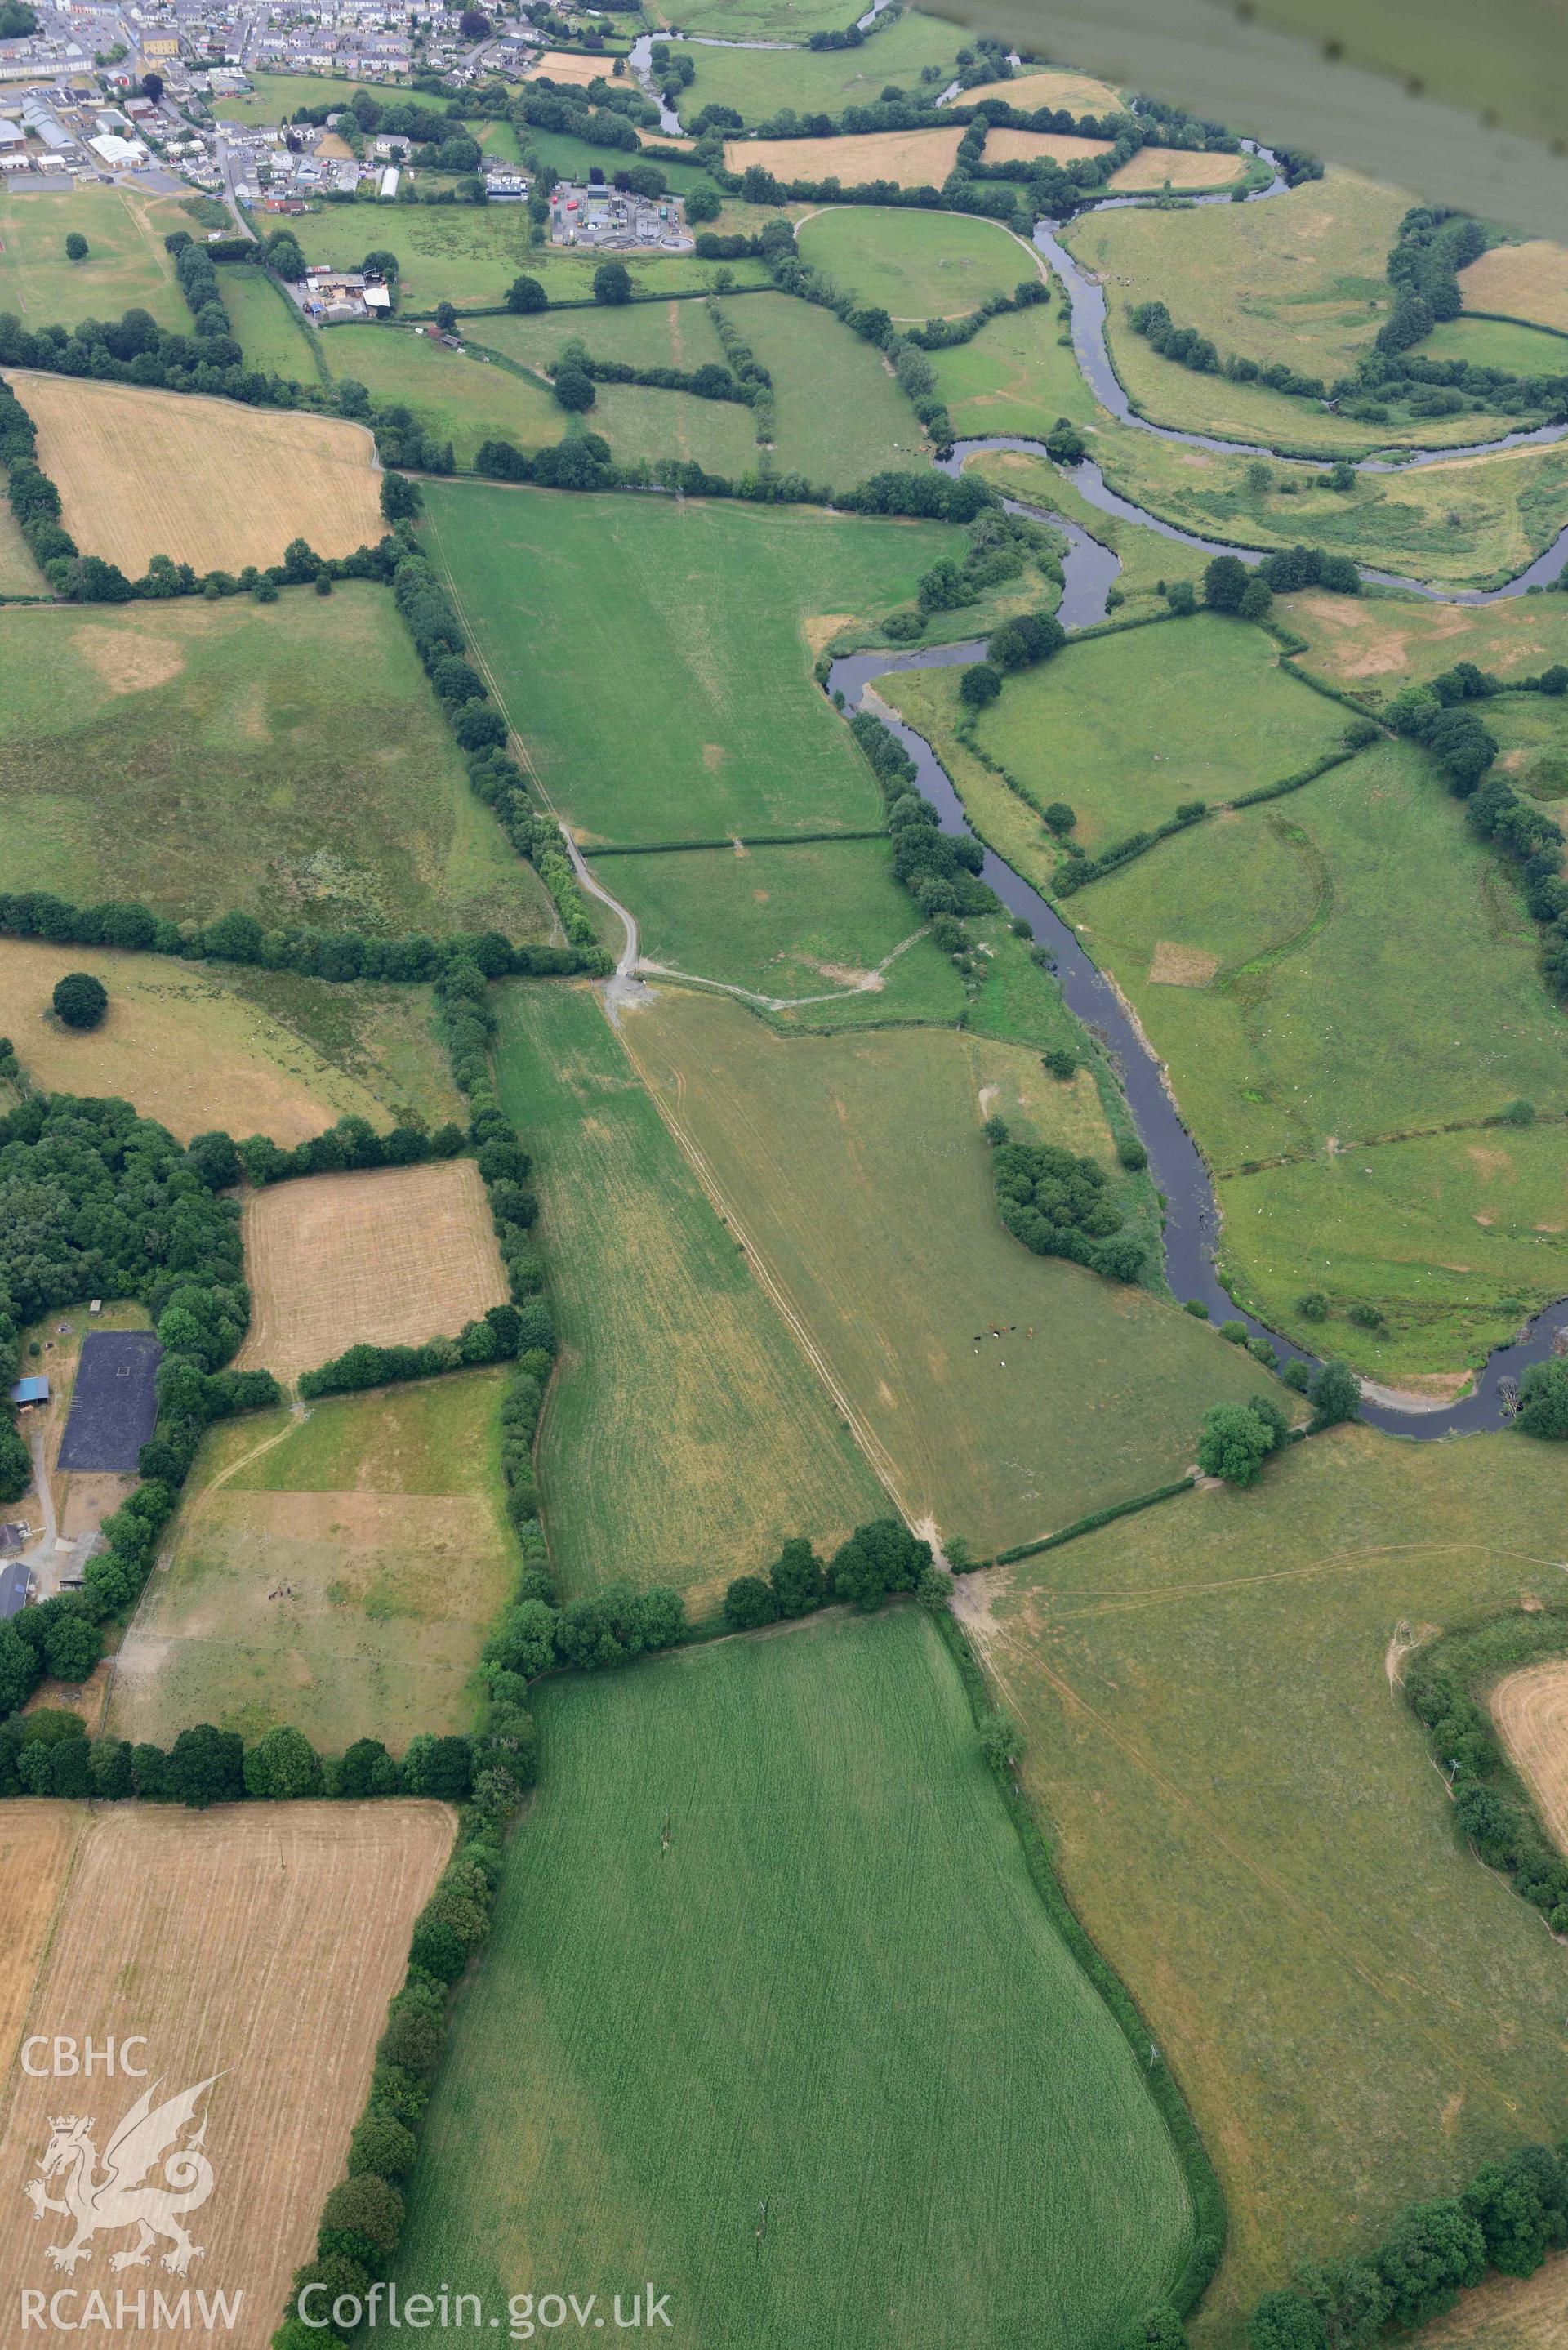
[13,373,385,576]
[235,1158,509,1386]
[492,982,884,1603]
[626,992,1266,1553]
[973,1428,1568,2343]
[423,481,951,845]
[0,587,557,942]
[108,1373,519,1749]
[363,1608,1196,2350]
[0,1802,452,2350]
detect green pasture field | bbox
[973,613,1348,854]
[212,69,369,123]
[423,480,953,844]
[492,981,884,1603]
[368,1605,1196,2350]
[673,10,969,123]
[0,183,193,332]
[1219,1120,1568,1382]
[0,585,557,943]
[107,1370,517,1750]
[795,206,1041,322]
[527,126,713,197]
[1073,740,1568,1369]
[1092,421,1568,590]
[322,323,561,463]
[646,0,867,38]
[219,263,324,381]
[610,837,967,1023]
[929,293,1100,442]
[1283,585,1568,696]
[965,446,1182,608]
[1421,312,1568,374]
[875,662,1065,899]
[478,292,728,372]
[978,1425,1568,2345]
[1486,690,1568,800]
[712,291,928,484]
[627,989,1268,1554]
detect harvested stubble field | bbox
[723,126,964,186]
[109,1371,518,1748]
[981,126,1109,166]
[1459,239,1568,336]
[1107,145,1249,190]
[366,1608,1195,2350]
[0,1804,84,2081]
[1418,2253,1568,2349]
[961,65,1125,112]
[492,982,884,1603]
[0,939,448,1144]
[237,1157,508,1386]
[0,1803,452,2350]
[1491,1658,1568,1854]
[13,373,384,575]
[0,589,556,944]
[794,207,1039,320]
[625,989,1266,1554]
[523,47,605,82]
[972,1425,1568,2346]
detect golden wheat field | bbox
[0,1802,452,2350]
[12,374,384,577]
[961,66,1125,114]
[981,127,1111,166]
[236,1157,509,1385]
[724,127,964,186]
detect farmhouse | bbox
[550,179,692,252]
[300,261,392,323]
[56,1331,162,1474]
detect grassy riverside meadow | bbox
[626,990,1268,1551]
[969,613,1348,853]
[973,1428,1568,2346]
[363,1607,1196,2350]
[492,981,884,1603]
[0,586,557,943]
[107,1370,519,1751]
[0,184,193,333]
[423,482,953,845]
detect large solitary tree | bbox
[51,971,107,1029]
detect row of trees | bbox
[849,707,997,965]
[0,1706,497,1806]
[724,1522,941,1628]
[1128,298,1327,401]
[1247,2142,1568,2346]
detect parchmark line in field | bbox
[612,1010,912,1519]
[1047,1539,1568,1622]
[982,1616,1559,2092]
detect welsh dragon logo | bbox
[23,2076,220,2276]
